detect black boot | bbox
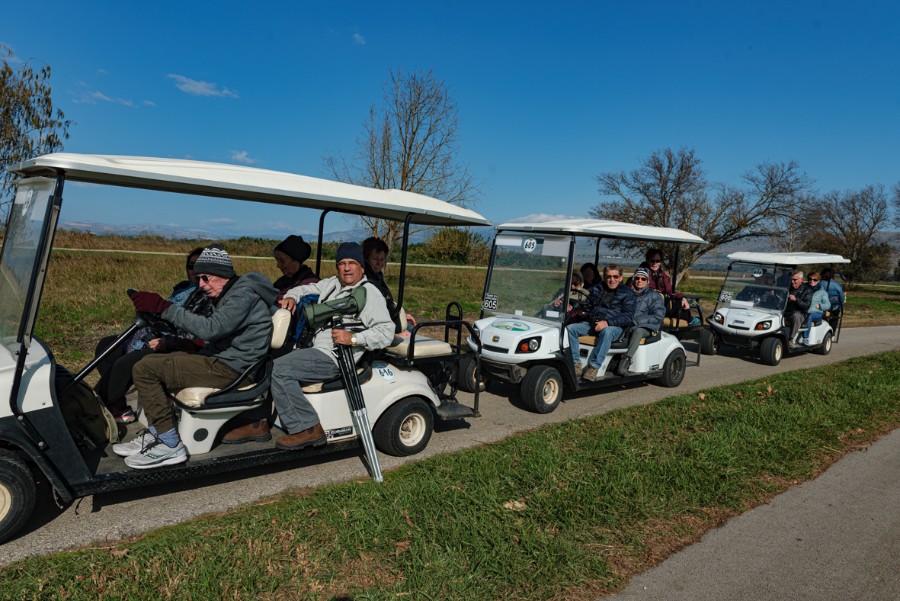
[616,356,631,376]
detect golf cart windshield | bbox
[483,233,571,322]
[718,262,794,314]
[0,178,57,353]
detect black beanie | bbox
[274,235,312,264]
[335,242,364,266]
[193,245,236,279]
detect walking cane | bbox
[333,316,384,483]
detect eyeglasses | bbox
[649,258,662,264]
[809,278,819,282]
[791,277,802,282]
[633,276,648,282]
[605,274,621,280]
[198,275,211,283]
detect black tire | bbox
[0,449,37,545]
[656,348,687,388]
[457,354,486,393]
[520,365,563,414]
[373,397,434,457]
[815,332,833,355]
[699,328,718,355]
[760,337,783,366]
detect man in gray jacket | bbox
[113,246,277,469]
[616,267,666,376]
[259,242,394,450]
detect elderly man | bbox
[784,270,812,345]
[566,264,636,381]
[616,267,666,375]
[113,246,277,469]
[230,242,395,451]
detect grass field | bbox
[1,352,898,599]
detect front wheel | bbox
[656,349,687,388]
[760,337,783,366]
[373,397,434,457]
[457,354,486,393]
[815,332,833,355]
[520,365,563,414]
[0,449,36,545]
[699,328,718,355]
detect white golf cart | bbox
[0,153,488,543]
[461,219,706,413]
[699,252,850,366]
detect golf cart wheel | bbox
[373,397,434,457]
[699,328,718,355]
[657,349,687,388]
[0,449,36,545]
[815,332,833,355]
[520,365,563,414]
[457,354,486,393]
[760,337,783,366]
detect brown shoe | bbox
[276,423,327,450]
[582,366,600,382]
[573,363,584,377]
[222,419,271,444]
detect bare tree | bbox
[1,45,71,219]
[893,182,900,229]
[801,185,892,282]
[324,69,479,250]
[592,147,812,278]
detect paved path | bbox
[3,325,899,567]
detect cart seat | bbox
[387,334,453,358]
[578,331,662,349]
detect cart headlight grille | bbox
[755,320,772,331]
[713,312,724,324]
[516,337,541,354]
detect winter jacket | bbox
[364,266,405,334]
[284,275,395,365]
[162,271,277,374]
[632,287,666,332]
[273,265,319,303]
[822,278,844,312]
[808,284,831,313]
[785,283,812,315]
[588,284,636,329]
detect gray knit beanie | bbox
[193,245,236,278]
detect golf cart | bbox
[0,153,488,544]
[461,219,706,413]
[699,252,850,366]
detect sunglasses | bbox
[633,276,648,282]
[649,258,662,263]
[809,278,819,282]
[198,274,211,283]
[605,274,622,280]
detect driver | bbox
[259,242,394,451]
[112,246,277,469]
[784,270,812,346]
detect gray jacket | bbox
[632,286,666,332]
[285,275,395,365]
[162,271,277,374]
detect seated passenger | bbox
[802,272,830,344]
[362,236,416,334]
[785,270,812,345]
[580,262,600,290]
[820,268,845,316]
[112,246,276,469]
[548,271,590,320]
[273,235,319,302]
[616,268,665,375]
[93,247,212,424]
[566,264,636,381]
[268,242,395,450]
[643,248,691,315]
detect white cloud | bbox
[201,217,236,225]
[143,100,156,107]
[90,91,134,107]
[352,32,366,45]
[71,83,135,107]
[167,74,239,98]
[231,151,259,165]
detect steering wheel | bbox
[127,290,176,334]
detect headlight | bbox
[755,320,772,331]
[713,312,724,324]
[516,336,541,353]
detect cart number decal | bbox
[719,291,733,303]
[522,238,538,252]
[377,366,396,381]
[483,294,499,310]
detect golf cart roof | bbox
[9,153,490,227]
[495,218,706,244]
[726,252,851,265]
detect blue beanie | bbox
[336,242,364,266]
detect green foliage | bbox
[1,353,898,599]
[424,227,490,264]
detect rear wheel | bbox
[457,354,486,393]
[699,328,718,355]
[373,397,434,457]
[0,449,36,545]
[815,332,833,355]
[656,349,687,388]
[520,365,563,414]
[760,337,783,366]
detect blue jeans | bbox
[566,321,592,361]
[566,322,623,369]
[803,311,823,340]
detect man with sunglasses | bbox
[784,270,812,346]
[616,267,666,376]
[566,264,636,381]
[114,246,277,469]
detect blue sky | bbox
[2,1,898,239]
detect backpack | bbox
[54,366,121,449]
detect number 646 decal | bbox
[377,365,396,381]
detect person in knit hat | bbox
[615,266,666,375]
[114,245,276,469]
[272,235,318,302]
[223,241,394,450]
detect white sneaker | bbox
[112,430,155,457]
[125,439,188,469]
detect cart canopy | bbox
[726,252,851,265]
[495,218,706,244]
